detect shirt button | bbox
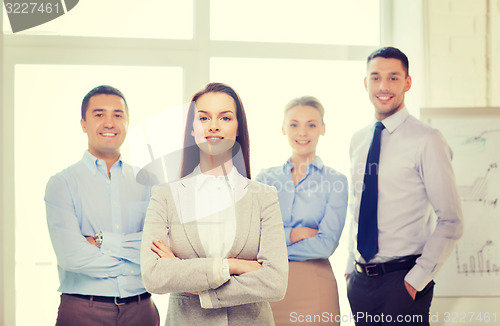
[106,180,110,184]
[97,161,101,165]
[115,224,119,229]
[104,273,109,276]
[107,250,111,254]
[121,289,124,293]
[113,201,117,206]
[133,258,137,262]
[130,270,134,274]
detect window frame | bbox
[1,1,390,324]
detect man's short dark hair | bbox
[81,85,128,120]
[367,47,409,76]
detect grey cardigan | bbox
[140,171,288,326]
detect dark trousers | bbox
[347,269,434,326]
[56,293,160,326]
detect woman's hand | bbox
[151,239,176,259]
[228,259,262,275]
[151,240,198,294]
[290,227,318,243]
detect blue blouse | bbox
[45,151,152,297]
[256,157,348,262]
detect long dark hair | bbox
[180,83,251,179]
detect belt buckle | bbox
[114,297,126,306]
[364,264,379,276]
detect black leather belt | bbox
[66,292,151,306]
[355,255,420,277]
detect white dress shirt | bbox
[347,107,464,291]
[191,165,238,305]
[193,165,237,259]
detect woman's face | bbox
[191,92,239,156]
[282,105,325,158]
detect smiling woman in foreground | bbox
[140,83,288,326]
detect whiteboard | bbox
[421,107,500,297]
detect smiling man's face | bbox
[80,94,129,159]
[364,57,412,121]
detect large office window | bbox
[14,65,182,325]
[2,1,386,325]
[211,0,379,45]
[211,57,373,175]
[2,0,193,39]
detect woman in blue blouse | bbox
[256,96,348,325]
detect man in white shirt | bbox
[346,47,463,325]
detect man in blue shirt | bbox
[45,85,159,326]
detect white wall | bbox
[426,0,500,107]
[382,1,500,325]
[493,0,500,105]
[423,0,500,324]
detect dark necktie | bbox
[357,121,385,262]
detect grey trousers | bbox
[55,293,160,326]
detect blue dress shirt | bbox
[45,151,152,298]
[256,157,348,262]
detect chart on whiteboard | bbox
[428,116,500,296]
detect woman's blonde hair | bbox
[283,96,325,123]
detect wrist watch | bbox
[93,232,103,248]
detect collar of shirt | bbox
[283,156,325,175]
[378,106,410,134]
[82,150,124,177]
[193,164,237,192]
